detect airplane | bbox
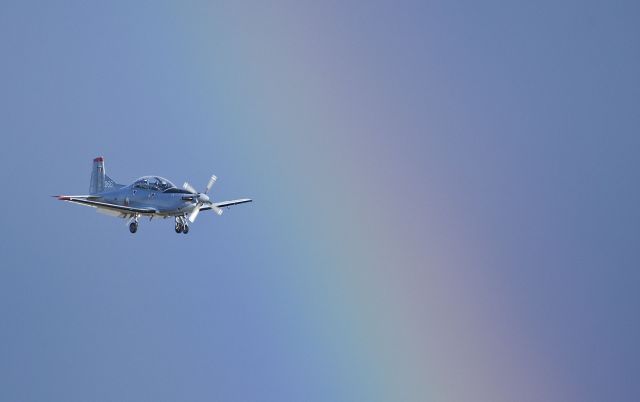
[54,156,252,234]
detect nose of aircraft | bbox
[198,193,210,203]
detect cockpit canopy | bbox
[133,176,176,191]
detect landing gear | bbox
[174,216,189,234]
[128,214,140,234]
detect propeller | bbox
[184,175,223,223]
[205,175,217,193]
[183,181,197,194]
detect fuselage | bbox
[94,176,198,217]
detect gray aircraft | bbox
[55,157,252,234]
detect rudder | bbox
[90,157,105,194]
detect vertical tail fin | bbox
[90,156,123,193]
[90,156,105,194]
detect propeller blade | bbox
[183,182,197,194]
[188,205,201,223]
[205,175,217,194]
[210,204,224,216]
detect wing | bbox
[54,195,158,215]
[202,198,252,211]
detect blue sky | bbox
[1,2,639,401]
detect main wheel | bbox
[175,223,182,233]
[182,225,189,234]
[129,222,138,234]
